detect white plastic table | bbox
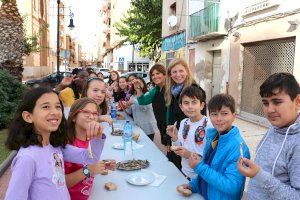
[89,120,204,200]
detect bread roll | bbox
[100,169,109,175]
[104,182,117,191]
[170,146,179,151]
[176,186,192,197]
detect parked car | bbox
[121,71,151,85]
[25,71,72,88]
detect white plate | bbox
[112,143,123,150]
[126,171,155,186]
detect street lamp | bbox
[56,0,75,79]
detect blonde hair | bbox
[165,58,194,106]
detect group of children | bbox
[4,65,300,200]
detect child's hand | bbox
[88,161,106,176]
[60,76,73,86]
[181,183,192,190]
[237,157,260,178]
[103,159,116,171]
[124,99,134,108]
[173,146,191,159]
[98,115,113,125]
[166,124,178,140]
[188,153,201,169]
[86,121,104,140]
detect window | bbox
[170,2,176,15]
[166,52,175,67]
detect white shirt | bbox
[172,116,213,179]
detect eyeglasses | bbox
[78,109,99,118]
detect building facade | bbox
[162,0,300,125]
[99,0,150,71]
[2,0,52,78]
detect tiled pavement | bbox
[0,118,268,199]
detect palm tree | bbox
[0,0,24,81]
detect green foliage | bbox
[115,0,162,62]
[0,69,27,129]
[23,15,49,56]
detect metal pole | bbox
[57,0,60,77]
[132,43,135,70]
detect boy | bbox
[166,85,212,179]
[179,94,250,200]
[238,72,300,199]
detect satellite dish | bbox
[167,15,177,27]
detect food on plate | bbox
[104,182,117,191]
[116,159,149,170]
[117,114,125,120]
[176,185,192,197]
[111,129,123,136]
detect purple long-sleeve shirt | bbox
[5,136,105,200]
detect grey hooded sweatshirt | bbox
[247,115,300,200]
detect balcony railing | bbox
[189,3,220,38]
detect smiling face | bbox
[180,95,204,122]
[24,92,62,136]
[110,72,118,81]
[86,80,106,105]
[209,106,236,133]
[151,69,166,86]
[262,89,300,128]
[119,78,128,90]
[74,103,99,136]
[170,64,188,84]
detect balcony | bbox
[189,3,225,40]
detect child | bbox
[82,77,112,125]
[125,77,159,141]
[238,73,300,199]
[179,94,250,200]
[5,87,105,199]
[166,86,213,179]
[65,98,116,200]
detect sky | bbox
[50,0,101,54]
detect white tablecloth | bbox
[89,120,204,200]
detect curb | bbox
[0,151,17,178]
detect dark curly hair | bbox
[5,87,67,150]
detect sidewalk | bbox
[0,118,268,198]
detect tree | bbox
[116,0,162,62]
[0,0,24,81]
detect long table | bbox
[89,120,204,200]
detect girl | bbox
[5,87,105,200]
[82,77,112,125]
[108,70,119,87]
[65,98,116,200]
[125,77,159,140]
[114,77,133,111]
[97,72,104,80]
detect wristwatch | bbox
[83,165,91,178]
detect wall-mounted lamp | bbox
[232,32,241,38]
